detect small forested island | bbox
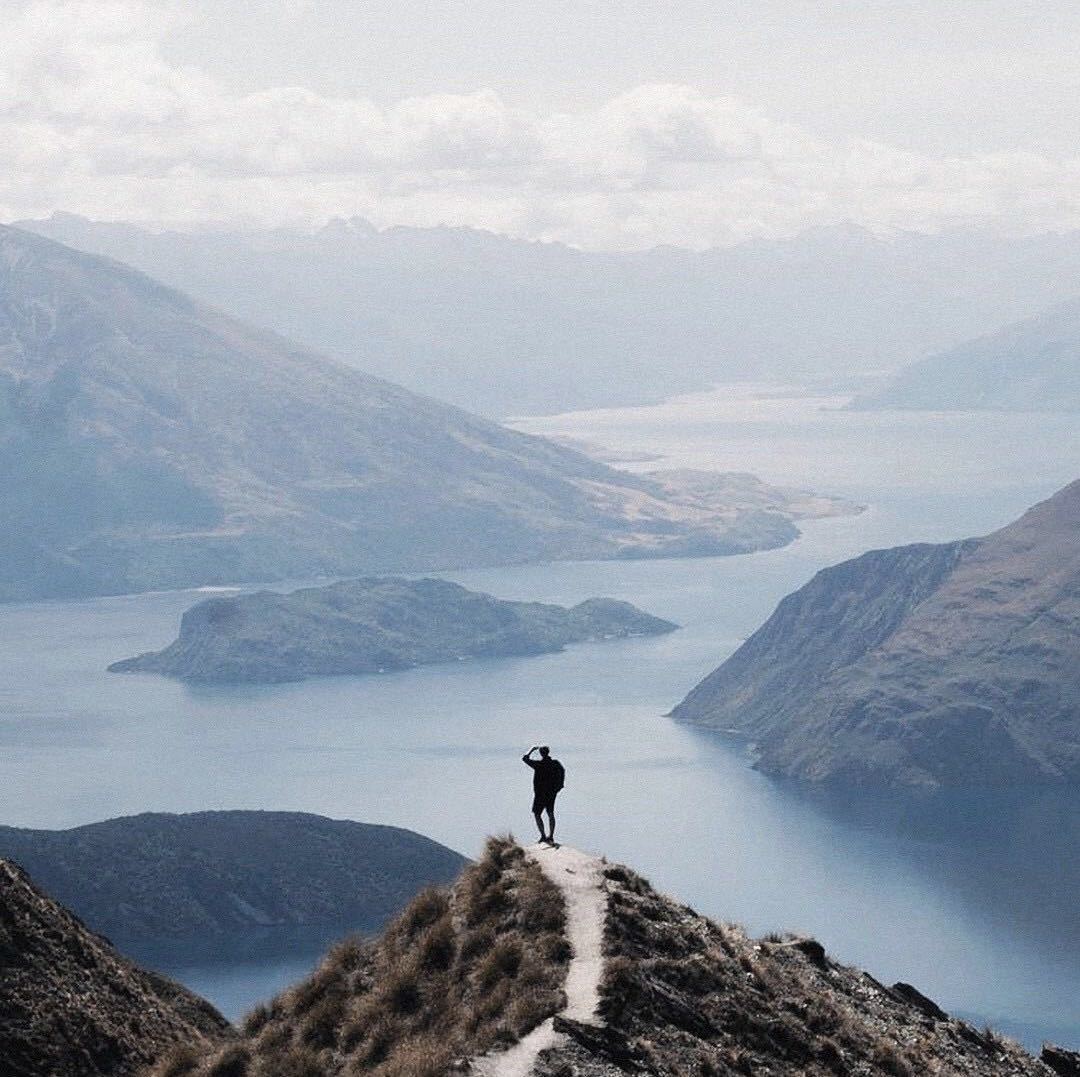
[109,576,678,684]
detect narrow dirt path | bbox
[471,844,606,1077]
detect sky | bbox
[3,0,1080,248]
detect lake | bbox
[2,386,1078,1048]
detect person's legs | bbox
[545,803,556,843]
[532,799,547,841]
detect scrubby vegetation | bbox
[152,837,569,1077]
[535,862,1055,1077]
[0,859,229,1077]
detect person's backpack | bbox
[552,759,565,792]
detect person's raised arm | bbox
[523,745,538,766]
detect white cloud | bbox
[4,0,1080,248]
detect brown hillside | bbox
[148,840,1079,1076]
[153,837,569,1077]
[0,859,230,1077]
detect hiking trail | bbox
[470,844,606,1077]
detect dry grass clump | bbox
[152,836,568,1077]
[584,863,1048,1077]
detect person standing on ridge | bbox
[522,745,564,845]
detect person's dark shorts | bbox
[532,791,558,813]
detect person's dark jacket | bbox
[524,755,565,796]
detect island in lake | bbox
[109,576,678,684]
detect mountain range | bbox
[108,577,678,683]
[672,480,1080,788]
[23,214,1080,416]
[0,224,853,602]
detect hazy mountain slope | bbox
[0,858,230,1077]
[673,481,1080,788]
[857,296,1080,411]
[0,812,466,954]
[154,841,1066,1077]
[23,214,1080,415]
[0,224,847,602]
[108,577,678,683]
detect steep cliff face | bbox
[0,224,853,602]
[672,481,1080,788]
[0,859,230,1077]
[107,578,678,684]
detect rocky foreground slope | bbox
[0,858,230,1077]
[153,837,569,1077]
[672,480,1080,788]
[0,812,466,956]
[0,224,854,602]
[156,839,1075,1077]
[108,577,677,683]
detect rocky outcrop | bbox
[0,812,466,953]
[108,577,678,683]
[0,858,230,1077]
[1042,1044,1080,1077]
[673,480,1080,787]
[0,224,855,603]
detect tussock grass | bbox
[152,836,568,1077]
[592,863,1045,1077]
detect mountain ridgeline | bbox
[154,839,1073,1077]
[24,213,1080,416]
[0,224,854,603]
[108,577,678,683]
[673,480,1080,788]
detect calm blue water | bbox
[2,390,1078,1048]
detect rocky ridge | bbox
[154,840,1077,1076]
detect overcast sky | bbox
[4,0,1080,248]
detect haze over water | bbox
[3,387,1078,1047]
